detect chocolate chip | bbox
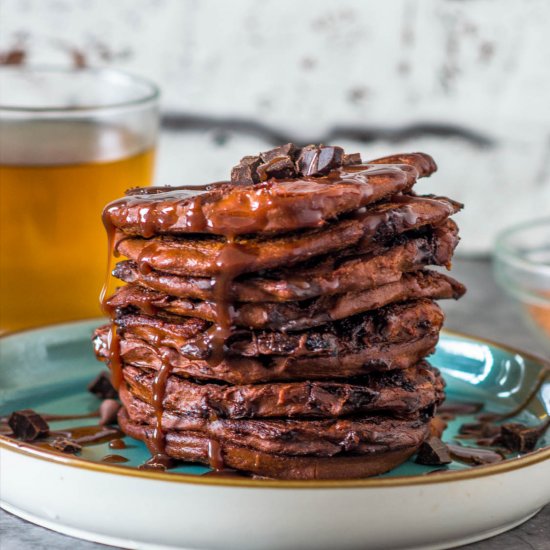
[230,155,261,185]
[342,152,362,165]
[8,409,49,441]
[296,145,344,176]
[88,371,117,400]
[415,436,452,465]
[52,437,82,454]
[260,143,299,163]
[498,422,545,453]
[257,156,296,181]
[447,443,504,465]
[99,399,121,426]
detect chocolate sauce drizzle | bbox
[100,214,123,390]
[149,351,174,462]
[102,454,129,463]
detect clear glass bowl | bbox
[494,218,550,350]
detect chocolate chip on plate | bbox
[8,409,49,441]
[499,422,547,453]
[447,443,504,465]
[415,436,452,465]
[87,371,117,400]
[52,437,82,454]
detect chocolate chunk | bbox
[498,422,545,453]
[257,156,296,181]
[415,436,452,465]
[8,409,49,441]
[230,155,261,185]
[342,152,362,165]
[447,443,503,465]
[296,145,344,176]
[260,143,299,163]
[52,437,82,454]
[99,399,121,426]
[88,371,117,400]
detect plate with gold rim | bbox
[0,319,549,550]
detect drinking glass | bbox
[0,67,159,331]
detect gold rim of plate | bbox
[1,326,549,490]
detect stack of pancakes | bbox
[93,144,465,479]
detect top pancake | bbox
[103,151,437,238]
[114,194,461,278]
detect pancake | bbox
[122,361,444,419]
[114,195,461,277]
[108,300,443,360]
[119,407,431,479]
[119,385,433,457]
[104,152,437,238]
[112,219,460,303]
[94,328,440,385]
[108,270,464,331]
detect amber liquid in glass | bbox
[0,144,154,331]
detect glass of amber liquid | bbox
[0,67,159,331]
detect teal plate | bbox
[0,319,549,479]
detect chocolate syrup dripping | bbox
[148,350,174,463]
[106,322,123,389]
[100,211,123,389]
[50,425,122,446]
[209,237,258,364]
[99,211,117,313]
[207,439,225,471]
